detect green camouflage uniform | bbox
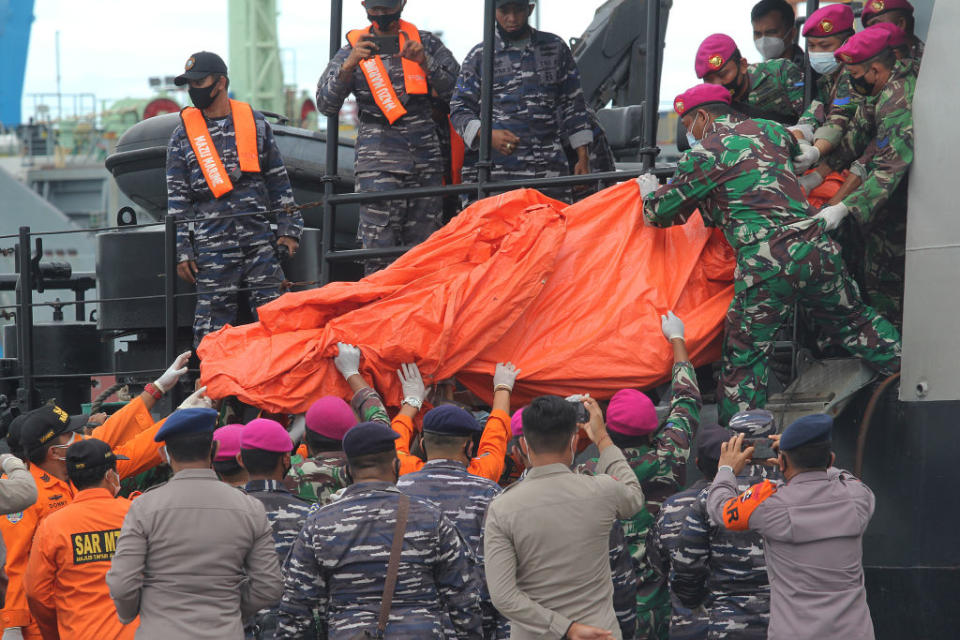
[733,59,805,124]
[576,362,702,640]
[835,61,916,324]
[643,113,901,425]
[283,387,390,504]
[797,67,856,147]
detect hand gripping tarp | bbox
[198,176,837,413]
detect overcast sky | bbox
[21,0,810,119]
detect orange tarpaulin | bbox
[198,176,840,413]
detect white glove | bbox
[788,124,814,143]
[154,351,191,393]
[177,386,214,410]
[636,173,659,198]
[3,628,24,640]
[792,140,820,173]
[0,454,24,475]
[814,202,850,232]
[661,310,685,341]
[798,172,824,193]
[333,342,361,379]
[397,363,428,410]
[493,362,521,392]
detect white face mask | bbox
[809,51,840,75]
[685,112,703,148]
[755,35,786,60]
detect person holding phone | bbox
[316,0,460,275]
[575,311,702,640]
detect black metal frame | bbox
[7,0,671,411]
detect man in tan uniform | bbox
[706,414,876,640]
[483,395,645,640]
[106,408,282,638]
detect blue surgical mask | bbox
[809,51,840,75]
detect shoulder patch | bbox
[6,512,22,524]
[721,479,777,531]
[833,96,851,107]
[877,135,890,149]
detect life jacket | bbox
[346,20,428,124]
[447,115,465,185]
[180,99,261,199]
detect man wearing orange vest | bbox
[24,439,137,640]
[167,51,302,348]
[317,0,460,275]
[0,354,191,640]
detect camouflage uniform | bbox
[673,464,782,640]
[317,27,459,274]
[643,113,902,425]
[796,68,856,148]
[732,59,805,124]
[284,387,389,504]
[166,110,301,346]
[275,481,484,639]
[398,459,506,639]
[645,479,710,640]
[244,479,313,639]
[450,28,593,201]
[577,362,702,640]
[837,61,915,324]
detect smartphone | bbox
[745,438,776,460]
[369,35,400,56]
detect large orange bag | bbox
[199,174,838,413]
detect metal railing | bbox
[1,0,687,412]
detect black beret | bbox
[423,405,482,437]
[780,414,832,451]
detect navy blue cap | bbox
[728,409,776,437]
[66,438,129,473]
[422,405,482,437]
[779,414,833,451]
[174,51,228,86]
[343,421,400,458]
[154,408,219,442]
[697,423,733,460]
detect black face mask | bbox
[723,69,744,98]
[189,81,219,110]
[850,72,875,97]
[497,22,531,41]
[368,10,401,31]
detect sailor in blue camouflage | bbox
[646,480,710,640]
[576,361,702,640]
[316,15,460,274]
[276,481,484,639]
[673,411,783,640]
[398,459,506,639]
[167,108,301,346]
[450,7,593,202]
[244,478,314,639]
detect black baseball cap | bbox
[66,438,128,474]
[174,51,228,86]
[20,405,88,455]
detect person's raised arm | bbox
[653,311,702,460]
[392,362,431,475]
[334,343,389,424]
[317,46,362,117]
[582,397,645,519]
[467,363,519,482]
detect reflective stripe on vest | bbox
[181,99,261,199]
[346,20,428,124]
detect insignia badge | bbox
[185,57,196,71]
[821,20,834,33]
[6,512,21,524]
[708,54,724,69]
[871,0,884,11]
[674,99,684,114]
[53,406,68,423]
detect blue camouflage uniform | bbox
[316,27,460,274]
[646,479,710,640]
[276,481,484,639]
[244,479,314,639]
[398,459,506,639]
[450,28,593,200]
[166,110,301,347]
[673,463,782,640]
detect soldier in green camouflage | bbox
[284,342,390,504]
[862,0,924,66]
[577,311,702,640]
[813,29,915,325]
[695,33,804,125]
[638,83,901,426]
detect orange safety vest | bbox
[346,20,428,124]
[180,99,261,199]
